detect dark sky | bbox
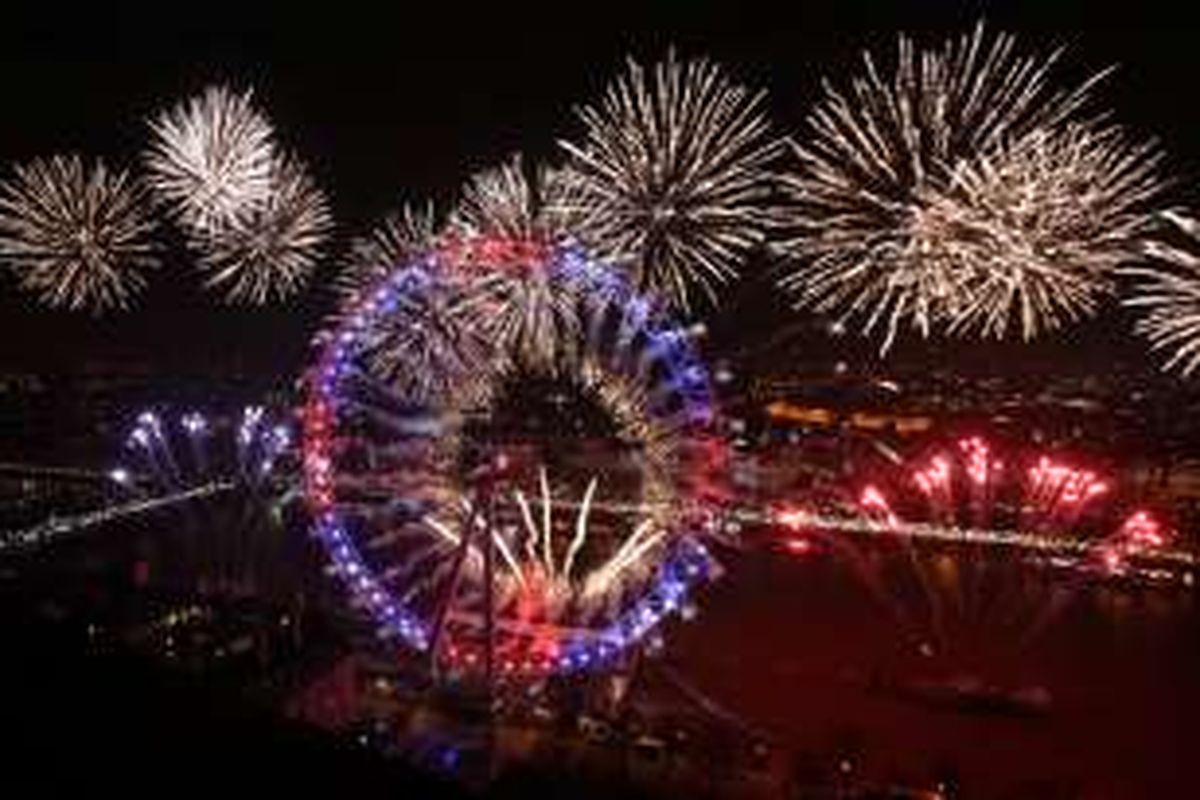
[2,1,1197,380]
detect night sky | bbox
[3,1,1198,380]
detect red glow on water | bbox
[1116,510,1169,551]
[1090,510,1173,573]
[774,506,809,531]
[859,484,899,527]
[860,485,890,513]
[1100,546,1125,574]
[771,508,824,556]
[783,537,814,556]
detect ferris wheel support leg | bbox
[482,488,498,783]
[483,495,496,694]
[428,512,479,681]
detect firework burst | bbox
[145,85,277,236]
[337,203,438,301]
[779,22,1113,351]
[333,207,491,401]
[448,154,582,241]
[927,124,1163,340]
[459,263,582,368]
[353,270,490,403]
[0,155,159,312]
[1124,211,1200,377]
[775,436,1184,666]
[120,406,292,493]
[424,468,668,625]
[559,50,783,312]
[116,406,297,595]
[197,154,332,304]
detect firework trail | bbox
[1124,211,1200,377]
[442,156,594,364]
[560,49,783,312]
[2,406,293,564]
[0,155,159,312]
[457,259,583,369]
[422,468,668,629]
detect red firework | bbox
[767,434,1183,673]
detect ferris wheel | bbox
[302,234,728,680]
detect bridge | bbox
[0,480,235,555]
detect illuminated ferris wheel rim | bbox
[301,234,723,676]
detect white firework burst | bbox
[196,154,332,304]
[448,154,582,241]
[559,50,783,312]
[145,85,276,236]
[926,124,1163,340]
[779,22,1111,351]
[0,154,159,312]
[445,157,588,364]
[459,264,582,369]
[1124,211,1200,377]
